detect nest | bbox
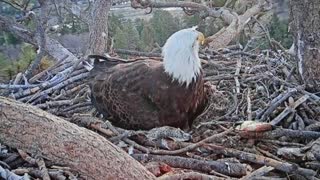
[1,45,320,179]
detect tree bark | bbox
[87,0,112,55]
[289,0,320,91]
[24,0,49,79]
[0,96,155,180]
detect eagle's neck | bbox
[163,44,201,87]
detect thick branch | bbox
[0,15,36,46]
[289,0,320,91]
[24,0,49,79]
[0,15,78,64]
[206,1,270,49]
[131,0,208,10]
[130,0,226,19]
[0,96,155,180]
[87,0,112,55]
[132,154,246,177]
[130,0,270,49]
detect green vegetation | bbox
[150,10,180,46]
[0,2,293,54]
[0,53,9,69]
[60,15,89,34]
[0,32,21,46]
[108,11,292,52]
[269,14,292,48]
[109,10,181,51]
[109,14,124,37]
[109,11,228,52]
[110,10,200,51]
[140,23,156,51]
[112,20,140,49]
[182,13,201,28]
[240,14,293,50]
[0,44,36,81]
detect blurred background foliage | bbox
[269,14,292,48]
[108,10,292,52]
[0,2,292,82]
[0,44,36,81]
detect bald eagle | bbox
[89,27,211,130]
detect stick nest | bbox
[1,45,320,179]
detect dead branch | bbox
[0,84,37,90]
[131,0,209,11]
[36,99,75,109]
[69,114,153,153]
[239,128,320,140]
[259,139,304,147]
[258,88,299,121]
[132,154,247,177]
[18,72,89,102]
[13,167,70,180]
[35,157,50,180]
[147,128,231,155]
[158,171,227,180]
[0,166,28,180]
[240,166,274,180]
[17,150,36,165]
[29,55,69,84]
[306,122,320,131]
[205,144,316,178]
[206,1,271,49]
[115,49,161,57]
[270,94,309,125]
[234,58,242,94]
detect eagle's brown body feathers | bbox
[89,56,209,130]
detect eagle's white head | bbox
[162,27,205,87]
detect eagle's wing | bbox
[90,60,167,129]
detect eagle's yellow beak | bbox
[197,33,205,46]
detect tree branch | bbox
[130,0,271,49]
[206,1,271,49]
[0,96,156,180]
[0,15,37,46]
[0,14,79,68]
[131,0,208,10]
[24,0,49,79]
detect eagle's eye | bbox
[197,33,205,46]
